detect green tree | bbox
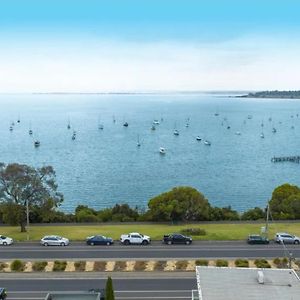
[0,163,63,232]
[269,183,300,219]
[105,276,115,300]
[148,186,211,222]
[241,207,265,220]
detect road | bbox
[0,241,299,260]
[0,272,197,300]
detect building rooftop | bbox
[196,266,300,300]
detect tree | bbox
[148,186,211,222]
[241,207,265,220]
[0,163,63,232]
[105,276,115,300]
[269,183,300,219]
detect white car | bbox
[0,235,13,246]
[40,235,69,246]
[275,232,300,244]
[120,232,151,245]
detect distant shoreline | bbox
[237,90,300,99]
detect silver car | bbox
[40,235,69,246]
[275,232,300,244]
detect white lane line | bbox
[116,297,189,299]
[9,290,191,293]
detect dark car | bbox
[86,235,114,246]
[163,233,192,245]
[247,234,269,244]
[0,288,7,300]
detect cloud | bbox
[0,35,300,92]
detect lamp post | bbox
[26,199,30,241]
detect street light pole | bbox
[26,199,30,241]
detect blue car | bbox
[86,235,114,246]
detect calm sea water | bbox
[1,93,300,212]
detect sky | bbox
[0,0,300,92]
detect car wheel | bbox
[44,242,48,246]
[185,240,191,245]
[60,242,66,246]
[142,240,148,245]
[107,242,111,246]
[167,240,172,245]
[2,242,7,246]
[90,242,94,246]
[124,240,130,246]
[294,240,300,245]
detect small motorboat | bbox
[123,122,129,127]
[159,147,166,154]
[151,125,156,131]
[227,126,231,129]
[204,140,211,146]
[173,129,179,136]
[98,124,104,130]
[214,112,219,116]
[235,131,241,135]
[260,132,265,139]
[196,136,202,141]
[272,127,277,133]
[34,140,40,147]
[247,115,253,120]
[153,120,160,125]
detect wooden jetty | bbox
[271,156,300,163]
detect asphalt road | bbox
[0,241,299,260]
[0,273,197,300]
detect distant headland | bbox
[238,90,300,99]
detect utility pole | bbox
[26,199,30,241]
[265,204,269,239]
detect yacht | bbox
[204,140,211,146]
[159,147,166,154]
[173,129,179,136]
[34,140,40,147]
[196,136,202,141]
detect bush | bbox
[175,261,188,270]
[295,259,300,268]
[0,262,8,271]
[273,257,289,268]
[134,261,147,271]
[235,259,249,268]
[11,260,25,272]
[114,261,126,272]
[216,259,228,267]
[32,261,47,272]
[195,259,209,266]
[53,260,67,272]
[254,259,271,268]
[74,261,86,272]
[153,261,167,271]
[93,261,107,272]
[180,228,206,236]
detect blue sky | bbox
[0,0,300,92]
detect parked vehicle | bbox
[247,234,269,244]
[40,235,69,246]
[86,235,114,246]
[0,236,13,246]
[275,232,300,244]
[0,288,7,300]
[163,233,192,245]
[120,232,150,245]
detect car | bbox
[247,234,269,244]
[163,233,192,245]
[120,232,150,245]
[275,232,300,244]
[40,235,69,246]
[86,235,114,246]
[0,236,13,246]
[0,288,7,299]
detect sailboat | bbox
[72,130,76,140]
[29,123,33,135]
[67,118,71,129]
[98,116,104,130]
[137,135,141,147]
[112,115,116,123]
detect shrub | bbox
[114,261,126,272]
[235,259,249,268]
[105,276,115,300]
[0,262,8,271]
[295,259,300,268]
[273,257,289,268]
[195,259,209,266]
[180,228,206,236]
[153,261,167,271]
[53,260,67,272]
[216,259,228,267]
[254,259,271,268]
[11,260,25,272]
[175,260,188,270]
[93,261,107,272]
[32,261,47,272]
[74,261,86,272]
[134,261,147,271]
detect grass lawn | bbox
[1,222,300,241]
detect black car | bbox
[247,234,269,245]
[0,288,7,300]
[163,233,192,245]
[86,235,114,246]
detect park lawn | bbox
[1,222,300,241]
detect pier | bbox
[271,156,300,163]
